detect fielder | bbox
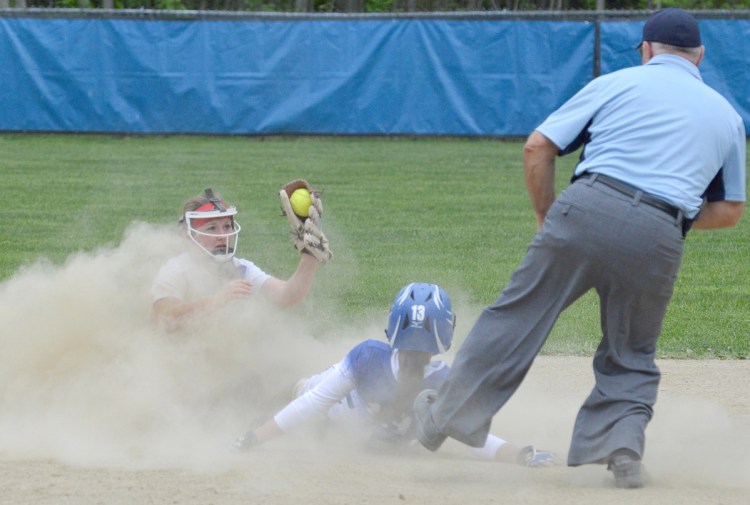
[233,282,559,467]
[151,180,332,327]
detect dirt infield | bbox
[1,356,748,505]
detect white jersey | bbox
[151,251,270,302]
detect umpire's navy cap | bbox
[636,7,702,49]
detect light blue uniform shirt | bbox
[538,54,746,219]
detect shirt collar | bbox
[646,53,703,82]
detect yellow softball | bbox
[289,188,312,218]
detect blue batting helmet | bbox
[386,283,455,354]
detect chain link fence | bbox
[0,0,701,14]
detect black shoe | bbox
[607,450,644,489]
[412,389,447,452]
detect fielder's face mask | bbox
[182,188,241,263]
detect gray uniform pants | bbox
[430,177,685,465]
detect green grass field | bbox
[1,134,747,358]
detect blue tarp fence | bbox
[1,11,748,136]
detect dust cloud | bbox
[0,222,361,471]
[646,391,750,488]
[493,356,750,490]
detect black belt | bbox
[580,173,681,220]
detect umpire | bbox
[413,7,746,489]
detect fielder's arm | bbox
[260,252,319,308]
[153,279,254,327]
